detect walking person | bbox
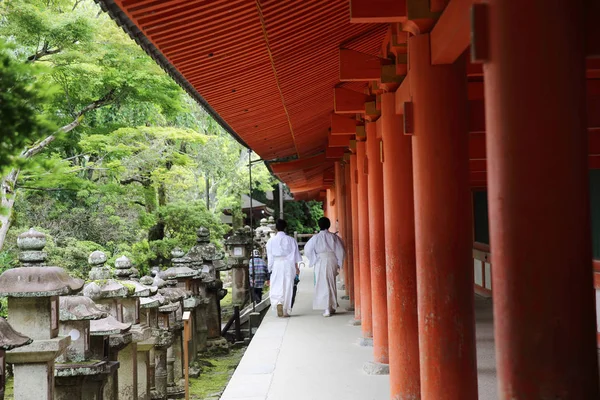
[249,249,268,303]
[304,217,345,317]
[266,219,302,317]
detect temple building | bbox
[92,1,600,399]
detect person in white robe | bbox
[266,219,302,317]
[304,217,345,317]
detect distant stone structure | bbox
[185,228,228,354]
[224,226,253,307]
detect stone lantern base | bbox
[55,360,118,400]
[7,336,71,400]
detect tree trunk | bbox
[0,90,116,251]
[0,169,20,251]
[148,184,167,243]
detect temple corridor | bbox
[222,265,497,400]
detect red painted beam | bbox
[331,113,360,135]
[269,153,327,174]
[326,147,346,159]
[328,134,353,147]
[289,182,326,193]
[292,189,321,201]
[349,0,407,23]
[340,49,392,81]
[334,87,371,113]
[430,0,598,64]
[431,0,451,13]
[396,80,485,114]
[430,0,477,65]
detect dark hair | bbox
[318,217,331,231]
[275,219,287,232]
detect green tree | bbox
[0,0,276,276]
[0,0,185,249]
[0,41,55,172]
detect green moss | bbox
[122,282,136,295]
[5,376,13,399]
[220,290,233,321]
[91,279,109,287]
[189,347,245,399]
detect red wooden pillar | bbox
[350,153,361,320]
[335,161,350,297]
[327,188,337,230]
[366,121,388,364]
[323,189,331,219]
[483,1,599,397]
[409,33,477,399]
[356,140,373,337]
[381,91,420,398]
[343,159,355,306]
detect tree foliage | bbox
[0,41,55,172]
[283,199,324,234]
[0,0,275,274]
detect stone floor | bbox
[221,265,498,400]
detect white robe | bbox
[304,230,345,310]
[266,231,302,315]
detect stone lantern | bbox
[55,296,114,400]
[185,228,228,353]
[89,315,131,400]
[152,282,177,400]
[165,248,204,364]
[83,251,138,399]
[138,277,163,399]
[0,318,31,400]
[113,255,158,400]
[254,218,273,256]
[224,226,253,307]
[158,277,188,399]
[0,229,84,400]
[267,216,276,232]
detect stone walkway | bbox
[221,266,497,400]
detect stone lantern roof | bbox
[225,226,253,246]
[140,296,161,309]
[90,315,132,336]
[59,296,108,321]
[164,248,199,280]
[0,229,84,297]
[158,302,179,314]
[139,275,159,295]
[0,318,31,350]
[159,280,187,304]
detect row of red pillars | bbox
[330,2,599,399]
